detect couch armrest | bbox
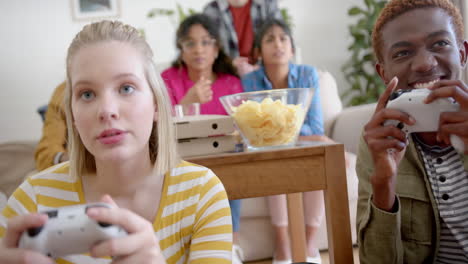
[317,70,343,136]
[330,103,376,154]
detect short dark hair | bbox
[372,0,464,63]
[172,13,238,77]
[253,18,295,54]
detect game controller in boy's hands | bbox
[384,88,464,153]
[19,203,128,259]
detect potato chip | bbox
[231,98,305,147]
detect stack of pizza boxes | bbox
[174,115,238,157]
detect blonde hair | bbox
[64,20,180,180]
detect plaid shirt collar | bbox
[216,0,230,11]
[216,0,265,13]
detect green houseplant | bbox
[147,4,292,29]
[147,3,196,25]
[341,0,387,106]
[140,3,196,39]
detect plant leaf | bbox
[348,7,363,16]
[364,0,373,8]
[342,0,386,106]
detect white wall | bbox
[0,0,360,143]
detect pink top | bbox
[161,66,243,115]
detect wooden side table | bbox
[188,142,354,264]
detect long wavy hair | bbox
[64,20,180,180]
[172,13,239,77]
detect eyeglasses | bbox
[180,38,216,51]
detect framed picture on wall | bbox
[71,0,121,21]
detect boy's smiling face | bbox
[376,8,468,90]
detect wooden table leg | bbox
[324,144,354,264]
[287,192,307,262]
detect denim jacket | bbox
[356,135,468,264]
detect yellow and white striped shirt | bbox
[0,161,232,264]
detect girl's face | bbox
[181,24,219,73]
[259,25,294,66]
[70,41,157,163]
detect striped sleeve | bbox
[188,169,232,264]
[0,178,38,238]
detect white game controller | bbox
[384,88,464,153]
[19,203,127,259]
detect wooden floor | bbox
[246,247,359,264]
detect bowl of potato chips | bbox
[220,88,313,151]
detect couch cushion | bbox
[317,70,343,136]
[0,141,37,197]
[331,103,376,154]
[0,192,6,212]
[238,217,274,261]
[240,197,270,218]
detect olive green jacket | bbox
[356,136,468,264]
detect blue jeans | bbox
[229,199,241,232]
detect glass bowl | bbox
[220,88,314,151]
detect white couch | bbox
[0,141,37,209]
[237,70,376,262]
